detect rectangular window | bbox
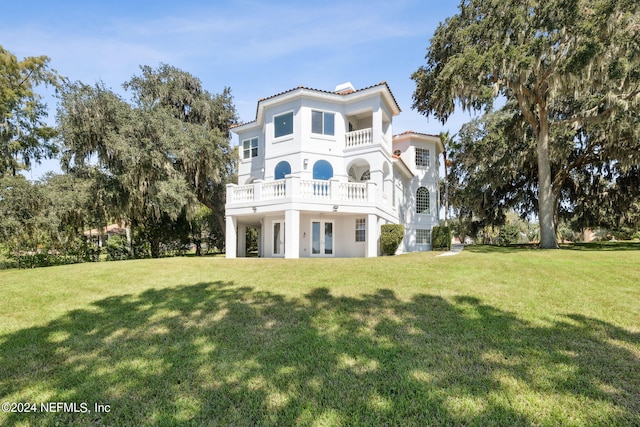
[355,218,366,242]
[242,137,258,159]
[416,229,431,244]
[274,112,293,138]
[415,147,430,168]
[312,111,335,136]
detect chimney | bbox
[335,82,355,95]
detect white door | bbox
[311,220,334,256]
[273,221,285,256]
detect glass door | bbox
[311,220,334,256]
[273,221,284,256]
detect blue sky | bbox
[3,0,476,179]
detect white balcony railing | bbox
[345,128,372,148]
[339,182,367,202]
[227,177,374,206]
[300,179,331,199]
[230,184,254,203]
[262,180,286,199]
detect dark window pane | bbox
[274,112,293,138]
[313,160,333,180]
[274,161,291,179]
[324,113,334,135]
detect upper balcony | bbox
[226,175,380,214]
[344,127,390,151]
[345,128,372,149]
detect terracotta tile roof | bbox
[391,154,414,177]
[232,82,401,129]
[393,130,440,139]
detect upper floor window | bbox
[313,160,333,180]
[415,147,430,169]
[417,187,430,214]
[274,161,291,180]
[243,137,258,159]
[274,112,293,138]
[312,111,335,136]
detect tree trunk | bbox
[150,238,161,258]
[536,116,559,249]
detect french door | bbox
[311,220,334,256]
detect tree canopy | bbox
[0,45,64,177]
[412,0,640,248]
[57,64,237,257]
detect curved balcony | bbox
[226,176,378,213]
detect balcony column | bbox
[366,181,378,204]
[226,183,236,204]
[370,169,383,203]
[285,174,300,199]
[330,178,340,201]
[284,209,300,259]
[253,179,263,202]
[237,224,247,257]
[372,105,383,145]
[225,215,237,258]
[365,214,378,257]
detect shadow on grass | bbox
[466,241,640,254]
[1,283,639,426]
[561,241,640,251]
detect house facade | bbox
[225,82,443,258]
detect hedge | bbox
[381,224,405,255]
[431,226,451,251]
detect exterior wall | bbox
[392,134,441,252]
[227,84,442,258]
[254,213,372,258]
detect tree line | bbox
[1,45,237,267]
[2,0,640,267]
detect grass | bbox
[0,245,639,426]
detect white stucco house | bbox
[225,82,443,258]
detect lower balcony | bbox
[226,175,378,213]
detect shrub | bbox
[499,224,521,245]
[105,235,130,261]
[432,226,452,251]
[381,224,405,255]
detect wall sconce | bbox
[303,158,309,169]
[333,205,339,212]
[252,206,257,213]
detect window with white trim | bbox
[312,111,335,135]
[415,147,430,168]
[416,187,430,214]
[416,229,431,244]
[355,219,366,242]
[274,112,293,138]
[242,137,258,159]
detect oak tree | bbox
[412,0,640,248]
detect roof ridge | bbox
[234,82,401,128]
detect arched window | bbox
[348,166,357,182]
[313,160,333,180]
[274,161,291,180]
[416,187,430,214]
[360,170,370,181]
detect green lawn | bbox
[1,246,639,426]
